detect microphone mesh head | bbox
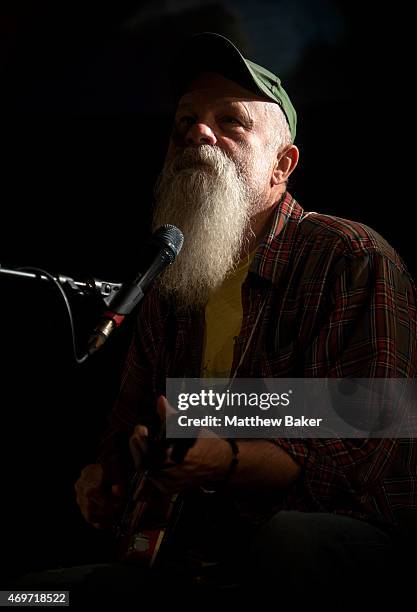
[153,224,184,262]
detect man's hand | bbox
[128,396,301,498]
[74,463,126,529]
[128,396,233,496]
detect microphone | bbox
[88,224,183,354]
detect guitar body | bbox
[116,470,182,567]
[114,437,237,576]
[115,472,243,588]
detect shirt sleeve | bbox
[273,250,417,517]
[97,295,161,482]
[97,334,149,482]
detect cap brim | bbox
[171,32,267,101]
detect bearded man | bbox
[68,33,417,603]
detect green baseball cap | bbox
[171,32,297,142]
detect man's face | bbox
[166,72,277,202]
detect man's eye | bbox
[222,116,241,125]
[177,116,195,126]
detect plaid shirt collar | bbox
[250,191,304,284]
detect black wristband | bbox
[223,438,239,480]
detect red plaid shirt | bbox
[98,192,417,529]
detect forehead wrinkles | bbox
[179,90,266,108]
[177,96,254,120]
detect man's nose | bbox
[185,122,217,146]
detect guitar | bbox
[114,435,242,586]
[114,436,193,568]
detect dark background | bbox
[0,0,414,584]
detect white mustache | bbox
[169,145,232,173]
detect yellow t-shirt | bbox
[202,251,256,378]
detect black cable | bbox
[17,266,89,365]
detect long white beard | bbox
[152,145,252,310]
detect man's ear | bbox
[271,145,299,186]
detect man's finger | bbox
[156,395,177,421]
[129,425,149,468]
[111,483,126,498]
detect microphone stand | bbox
[0,264,123,363]
[0,265,122,306]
